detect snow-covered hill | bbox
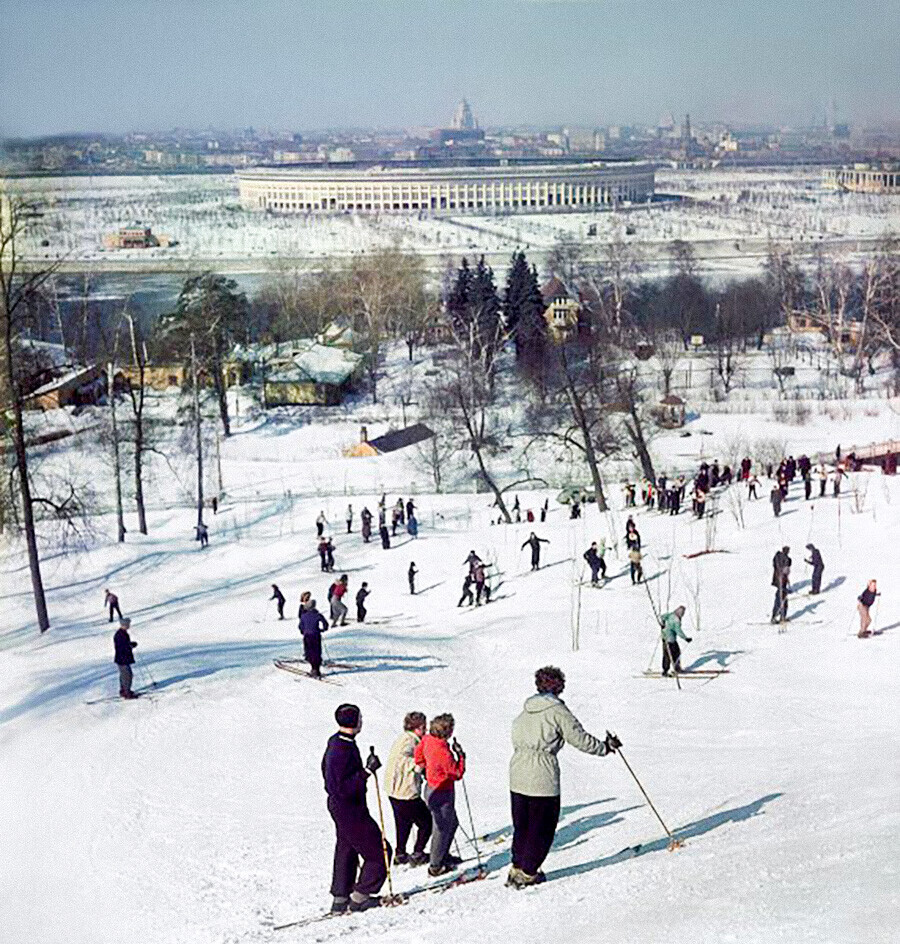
[2,436,898,943]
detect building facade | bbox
[823,163,900,194]
[236,161,655,215]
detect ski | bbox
[273,660,342,685]
[746,620,824,627]
[85,689,155,705]
[641,670,730,679]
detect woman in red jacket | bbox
[413,713,465,877]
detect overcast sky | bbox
[2,0,898,136]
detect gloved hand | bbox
[452,738,465,761]
[604,731,622,753]
[365,748,382,774]
[685,637,693,643]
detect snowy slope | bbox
[2,451,898,943]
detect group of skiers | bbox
[320,496,419,551]
[320,666,622,913]
[459,551,492,606]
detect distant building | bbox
[344,424,434,457]
[823,163,900,194]
[24,365,104,411]
[541,277,581,341]
[453,99,476,131]
[102,225,176,249]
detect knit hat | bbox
[335,703,361,728]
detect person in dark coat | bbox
[356,583,370,622]
[408,562,418,595]
[405,499,415,520]
[770,485,783,517]
[472,561,490,604]
[299,600,329,677]
[379,524,391,550]
[771,546,791,623]
[360,507,373,543]
[625,523,641,551]
[113,617,138,698]
[583,542,605,586]
[406,513,418,538]
[270,584,286,619]
[457,574,474,607]
[196,522,209,548]
[104,589,123,623]
[522,533,549,571]
[325,538,335,573]
[322,704,389,913]
[318,536,329,572]
[463,550,482,575]
[805,544,824,594]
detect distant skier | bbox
[299,598,329,677]
[270,584,286,619]
[507,666,619,889]
[583,541,606,585]
[625,522,641,551]
[803,469,812,501]
[322,704,388,913]
[104,588,123,623]
[804,544,824,595]
[748,474,760,500]
[316,511,327,538]
[329,575,349,627]
[457,573,475,607]
[771,546,792,623]
[406,513,418,538]
[379,524,391,550]
[346,504,353,534]
[113,617,138,699]
[325,537,335,573]
[408,562,418,595]
[540,498,549,523]
[464,550,483,575]
[211,495,218,515]
[413,714,466,877]
[391,505,402,536]
[522,532,549,571]
[196,522,209,548]
[356,582,370,622]
[770,484,783,517]
[660,606,692,675]
[629,547,643,584]
[361,507,372,543]
[833,466,843,498]
[818,464,828,498]
[318,536,330,572]
[473,560,490,604]
[857,579,880,637]
[385,711,431,866]
[405,499,415,520]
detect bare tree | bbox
[412,426,457,494]
[654,329,684,396]
[582,232,643,339]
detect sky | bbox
[2,0,898,137]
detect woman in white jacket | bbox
[384,711,432,866]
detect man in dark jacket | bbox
[299,600,329,678]
[322,704,389,913]
[104,588,123,623]
[771,546,791,623]
[522,533,549,571]
[270,584,286,619]
[805,544,825,594]
[356,583,370,623]
[583,542,606,585]
[113,617,138,698]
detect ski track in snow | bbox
[1,429,898,943]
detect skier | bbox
[391,505,402,536]
[507,666,619,889]
[113,617,138,699]
[346,504,353,534]
[356,582,370,623]
[318,536,329,572]
[360,506,372,543]
[540,497,549,522]
[833,466,843,498]
[803,469,812,501]
[625,521,641,551]
[522,532,549,571]
[329,575,350,627]
[804,544,825,595]
[413,714,466,877]
[379,524,391,550]
[771,546,792,624]
[385,711,431,866]
[457,573,475,607]
[473,560,490,604]
[818,464,828,498]
[408,562,417,595]
[570,499,581,520]
[196,522,209,548]
[405,498,415,520]
[629,547,643,584]
[463,550,483,575]
[748,474,760,500]
[857,579,879,637]
[396,498,406,526]
[406,513,418,538]
[740,456,752,480]
[660,606,692,675]
[211,495,218,515]
[316,511,327,538]
[104,588,123,623]
[322,704,389,913]
[583,541,606,586]
[325,537,335,573]
[770,484,783,517]
[299,599,329,677]
[270,584,286,620]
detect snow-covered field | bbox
[11,168,900,275]
[2,395,898,943]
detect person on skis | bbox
[473,560,490,604]
[660,606,692,675]
[356,583,370,623]
[457,573,475,607]
[805,544,825,595]
[113,617,138,699]
[464,550,483,575]
[413,714,465,877]
[316,511,327,538]
[379,523,391,549]
[406,512,418,538]
[270,584,286,619]
[583,541,606,586]
[329,575,350,627]
[508,666,619,889]
[318,536,329,572]
[360,507,373,543]
[385,711,431,867]
[408,562,418,595]
[629,546,643,584]
[857,579,880,637]
[770,484,783,517]
[299,599,329,677]
[325,537,335,573]
[322,704,388,913]
[771,546,792,623]
[104,588,123,623]
[522,532,549,571]
[345,504,353,534]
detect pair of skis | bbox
[641,669,730,679]
[273,658,358,686]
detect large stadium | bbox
[236,159,655,215]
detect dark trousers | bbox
[531,553,540,570]
[630,561,643,583]
[346,521,352,533]
[108,602,122,622]
[510,792,561,876]
[118,663,133,696]
[356,604,366,622]
[425,785,458,868]
[804,480,812,500]
[589,562,601,583]
[317,523,324,537]
[475,580,490,603]
[389,796,432,855]
[458,587,473,606]
[662,640,682,674]
[276,600,285,619]
[811,567,824,594]
[772,585,789,622]
[408,577,415,595]
[327,799,389,898]
[303,633,322,673]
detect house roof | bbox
[541,276,571,304]
[368,423,434,454]
[238,339,364,386]
[28,364,101,397]
[660,394,685,406]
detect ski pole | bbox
[453,741,484,875]
[609,733,682,851]
[368,747,401,904]
[134,650,157,688]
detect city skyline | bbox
[2,0,898,137]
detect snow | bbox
[2,390,899,944]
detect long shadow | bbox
[789,598,825,620]
[553,803,643,851]
[414,581,445,595]
[684,649,744,671]
[874,621,900,635]
[822,575,847,593]
[547,793,783,881]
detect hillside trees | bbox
[503,251,547,378]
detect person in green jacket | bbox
[507,666,620,889]
[661,606,691,675]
